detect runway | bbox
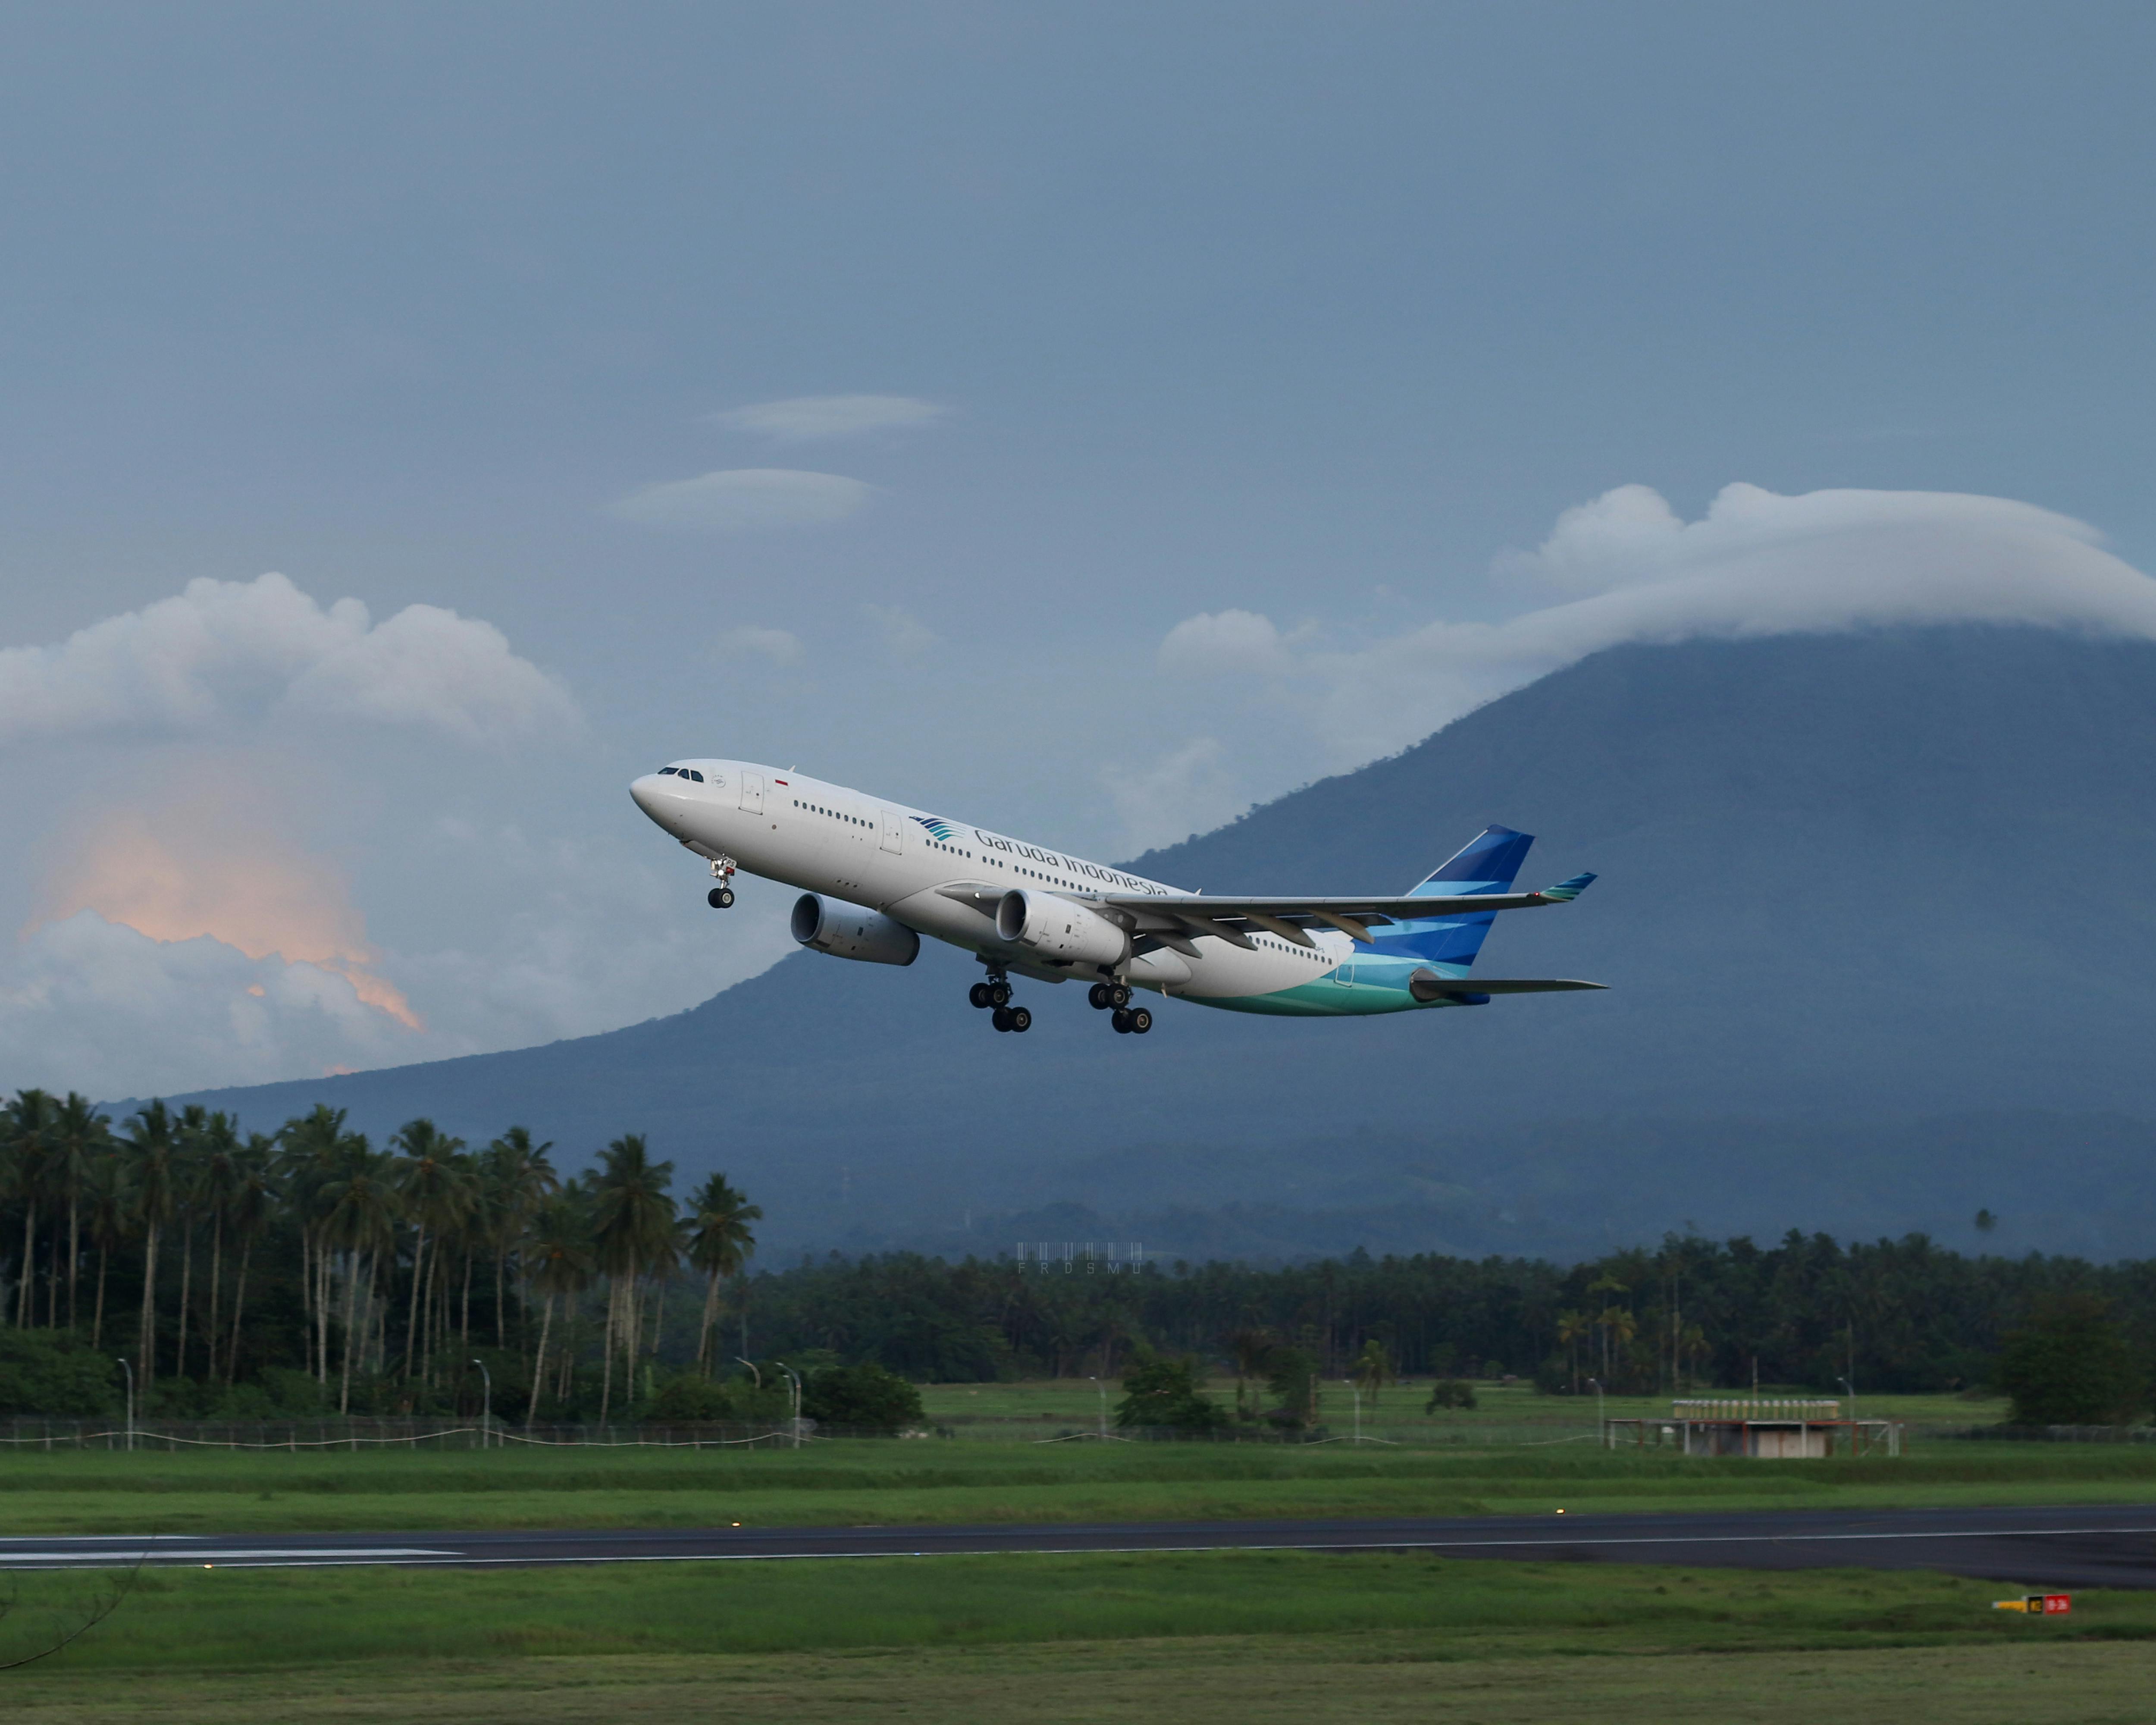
[5,1504,2153,1588]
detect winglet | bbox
[1531,872,1596,904]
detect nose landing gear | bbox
[705,856,737,909]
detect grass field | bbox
[0,1549,2145,1722]
[917,1379,2012,1430]
[1,1427,2153,1536]
[3,1387,2145,1722]
[4,1438,2155,1536]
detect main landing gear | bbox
[970,971,1029,1032]
[705,856,737,909]
[1088,979,1150,1034]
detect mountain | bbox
[150,626,2156,1261]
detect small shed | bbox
[1603,1397,1902,1458]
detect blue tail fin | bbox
[1372,826,1535,970]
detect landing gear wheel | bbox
[1108,983,1132,1009]
[1008,1006,1031,1032]
[1128,1006,1153,1034]
[1087,982,1113,1010]
[707,886,735,909]
[969,982,993,1009]
[987,980,1013,1008]
[992,1006,1014,1032]
[1111,1008,1132,1034]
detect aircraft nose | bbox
[629,774,674,822]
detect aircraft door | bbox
[740,772,764,815]
[879,806,903,855]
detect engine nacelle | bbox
[995,890,1129,968]
[791,894,920,966]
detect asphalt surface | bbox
[4,1505,2153,1588]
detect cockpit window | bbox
[658,766,679,775]
[688,770,705,782]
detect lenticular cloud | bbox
[1163,484,2156,766]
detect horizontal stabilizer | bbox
[1408,967,1607,1003]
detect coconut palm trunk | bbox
[66,1199,80,1331]
[16,1200,35,1327]
[403,1222,428,1379]
[137,1220,160,1386]
[175,1228,194,1379]
[526,1292,554,1425]
[227,1237,253,1383]
[339,1250,366,1414]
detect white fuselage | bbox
[628,757,1357,1005]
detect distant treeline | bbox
[737,1234,2156,1398]
[2,1088,2153,1418]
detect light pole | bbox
[774,1362,803,1449]
[1588,1377,1605,1447]
[1837,1376,1858,1453]
[117,1357,134,1453]
[734,1357,762,1387]
[472,1359,492,1449]
[1348,1379,1363,1444]
[1088,1375,1106,1440]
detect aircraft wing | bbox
[1094,873,1596,947]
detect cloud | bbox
[714,626,804,666]
[31,792,420,1030]
[609,468,877,532]
[1102,737,1250,857]
[1158,608,1293,677]
[862,603,937,658]
[1162,484,2156,768]
[710,395,949,440]
[0,573,578,748]
[0,913,422,1101]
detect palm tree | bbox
[682,1172,761,1375]
[1555,1309,1591,1393]
[222,1135,279,1383]
[478,1127,557,1349]
[276,1105,351,1382]
[47,1093,108,1330]
[1349,1338,1393,1406]
[522,1194,593,1424]
[191,1112,247,1381]
[7,1089,57,1327]
[589,1134,677,1421]
[80,1150,130,1349]
[389,1120,470,1383]
[316,1139,401,1414]
[121,1101,180,1384]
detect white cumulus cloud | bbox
[609,468,877,532]
[1161,484,2156,768]
[714,626,805,666]
[0,573,578,748]
[862,603,937,658]
[710,394,949,440]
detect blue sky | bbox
[3,2,2153,1095]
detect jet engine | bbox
[995,890,1129,968]
[791,894,921,966]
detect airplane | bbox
[629,758,1604,1036]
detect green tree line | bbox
[0,1091,759,1421]
[4,1089,2151,1423]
